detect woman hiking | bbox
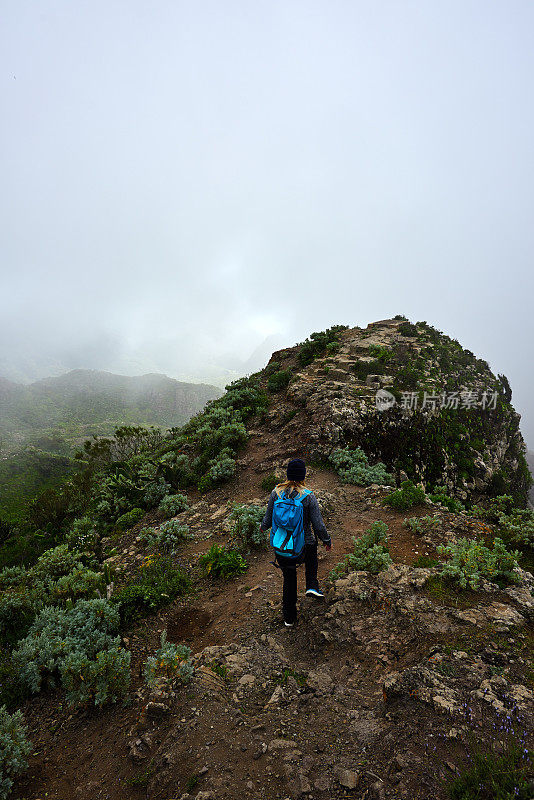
[259,458,332,627]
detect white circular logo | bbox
[375,389,396,411]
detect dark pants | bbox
[276,542,319,624]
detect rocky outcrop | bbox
[266,318,531,504]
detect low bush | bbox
[158,493,189,519]
[143,630,193,688]
[0,591,37,647]
[404,515,441,535]
[330,521,392,579]
[428,486,465,513]
[47,566,102,604]
[229,503,266,549]
[298,325,348,366]
[12,599,125,700]
[267,370,291,393]
[110,556,191,625]
[140,521,191,554]
[260,473,279,493]
[398,321,418,336]
[0,705,32,800]
[143,477,172,508]
[496,508,534,548]
[60,644,131,707]
[198,545,248,579]
[471,495,515,523]
[198,449,236,492]
[66,516,99,552]
[436,537,521,590]
[443,710,533,799]
[382,480,427,511]
[329,448,394,486]
[31,543,82,583]
[115,507,144,531]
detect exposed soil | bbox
[12,415,534,800]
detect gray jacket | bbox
[260,487,331,546]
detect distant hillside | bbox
[0,369,221,451]
[0,369,222,522]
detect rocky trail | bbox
[14,461,534,800]
[12,319,534,800]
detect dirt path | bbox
[13,442,534,800]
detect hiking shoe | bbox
[284,621,295,627]
[305,587,325,599]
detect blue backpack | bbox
[271,487,312,561]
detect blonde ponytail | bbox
[275,479,308,497]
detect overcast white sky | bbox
[1,1,534,443]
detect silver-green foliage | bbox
[140,521,191,554]
[404,515,441,535]
[229,503,266,549]
[143,477,172,509]
[60,645,131,707]
[12,599,126,700]
[436,537,521,590]
[0,705,32,800]
[158,493,189,519]
[65,516,99,552]
[0,545,104,644]
[143,630,193,688]
[330,521,392,579]
[207,449,236,483]
[497,509,534,548]
[329,448,394,486]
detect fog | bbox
[1,2,534,444]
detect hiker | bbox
[259,458,331,627]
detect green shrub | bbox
[267,370,291,393]
[436,537,521,590]
[12,599,123,696]
[95,472,144,523]
[404,515,441,535]
[31,543,82,582]
[0,705,32,800]
[140,521,191,554]
[298,325,348,366]
[110,556,191,625]
[198,545,248,579]
[60,644,131,707]
[143,630,193,688]
[471,495,515,522]
[260,473,279,493]
[444,718,533,799]
[0,566,27,592]
[428,486,465,513]
[496,508,534,548]
[330,521,392,579]
[206,451,236,484]
[143,477,172,509]
[66,516,98,552]
[0,648,28,709]
[398,321,418,336]
[329,448,394,486]
[229,503,266,549]
[368,344,392,362]
[198,448,236,492]
[158,493,189,519]
[115,507,144,531]
[47,566,102,604]
[382,480,427,511]
[0,591,37,647]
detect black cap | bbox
[287,458,306,482]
